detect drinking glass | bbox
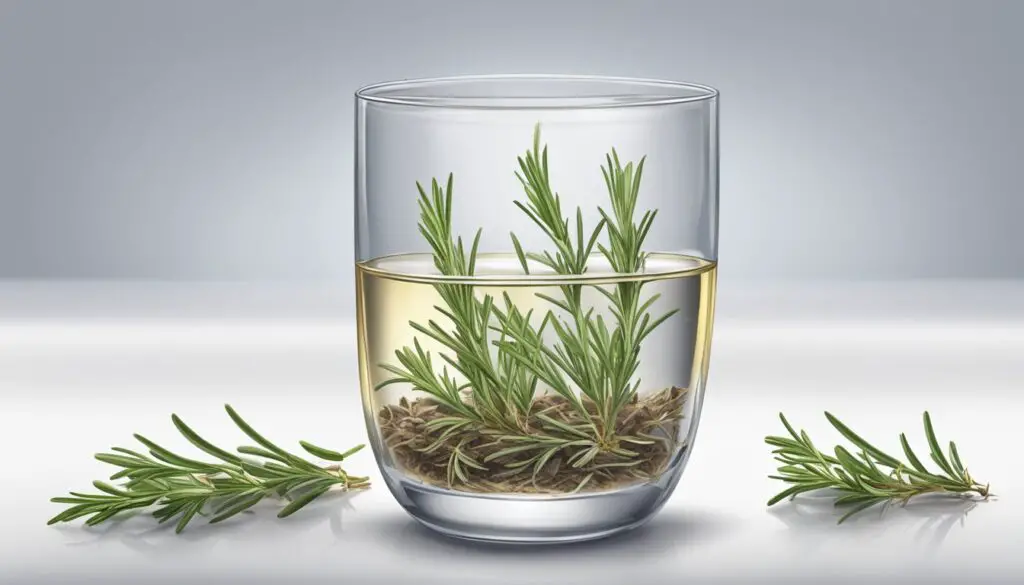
[355,75,718,543]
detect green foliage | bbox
[376,123,679,486]
[375,176,541,431]
[766,411,990,524]
[48,405,369,533]
[501,126,678,441]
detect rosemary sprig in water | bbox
[48,405,369,533]
[376,124,685,493]
[766,411,990,523]
[499,128,677,443]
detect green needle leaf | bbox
[172,414,242,465]
[899,432,928,473]
[299,441,363,462]
[824,412,902,468]
[209,493,265,524]
[278,484,332,518]
[923,411,956,477]
[948,441,965,477]
[837,498,885,524]
[175,501,203,534]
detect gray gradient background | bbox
[2,1,1024,584]
[2,0,1022,284]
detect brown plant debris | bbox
[378,386,688,494]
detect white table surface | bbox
[1,279,1021,584]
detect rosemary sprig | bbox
[766,411,990,524]
[374,173,591,483]
[48,405,369,533]
[375,175,543,431]
[501,125,611,426]
[592,148,677,438]
[502,124,676,441]
[375,124,684,493]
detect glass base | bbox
[380,452,687,544]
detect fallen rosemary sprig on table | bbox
[766,411,990,524]
[48,405,369,533]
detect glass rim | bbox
[354,74,719,110]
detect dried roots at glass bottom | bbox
[379,386,688,494]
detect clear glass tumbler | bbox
[355,75,718,543]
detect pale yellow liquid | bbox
[356,253,717,479]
